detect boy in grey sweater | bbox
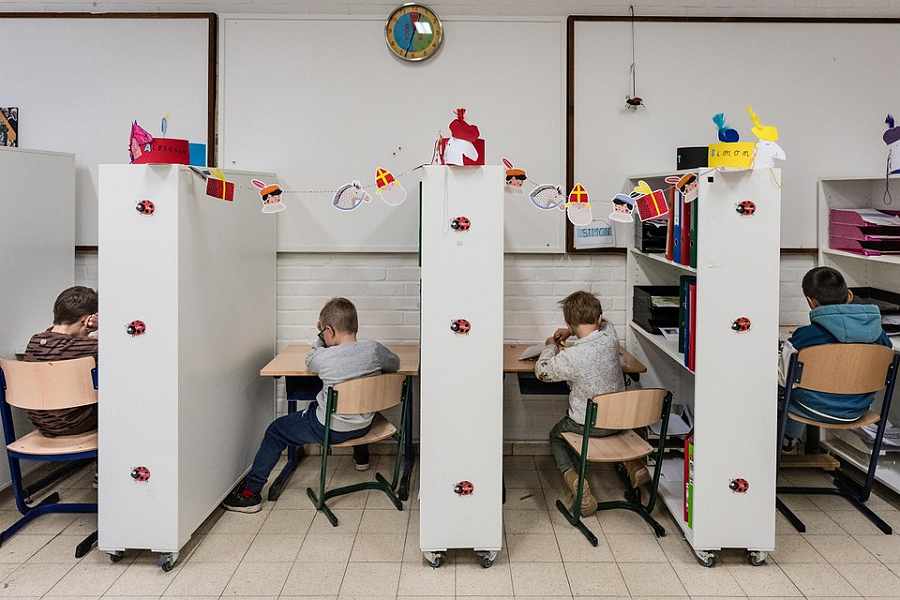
[224,297,399,513]
[535,291,624,516]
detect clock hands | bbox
[403,19,417,57]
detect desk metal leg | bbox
[268,398,304,502]
[397,376,415,502]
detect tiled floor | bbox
[2,456,900,599]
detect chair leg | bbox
[555,499,598,546]
[75,530,98,558]
[775,496,807,533]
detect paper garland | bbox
[252,178,287,214]
[332,181,372,211]
[566,183,593,226]
[374,167,407,207]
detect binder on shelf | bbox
[678,275,697,357]
[673,189,682,263]
[680,197,692,266]
[684,434,694,527]
[690,199,698,268]
[688,282,697,371]
[665,187,675,261]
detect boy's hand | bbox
[547,327,571,349]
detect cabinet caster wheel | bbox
[107,551,124,563]
[695,549,717,568]
[159,552,179,572]
[477,550,498,569]
[424,552,444,568]
[748,550,767,566]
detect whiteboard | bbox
[574,20,900,249]
[0,16,212,245]
[222,17,564,253]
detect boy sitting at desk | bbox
[779,266,892,450]
[224,297,400,513]
[23,286,99,437]
[535,290,630,516]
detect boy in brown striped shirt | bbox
[23,286,99,437]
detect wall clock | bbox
[385,3,443,62]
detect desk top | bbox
[260,342,647,377]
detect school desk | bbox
[259,342,647,502]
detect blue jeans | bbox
[245,402,369,493]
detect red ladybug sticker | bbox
[451,216,471,231]
[736,200,756,216]
[131,466,151,482]
[451,319,471,334]
[729,478,749,493]
[454,480,474,495]
[126,320,147,336]
[136,200,155,215]
[731,317,751,333]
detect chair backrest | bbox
[793,344,895,395]
[332,373,405,415]
[593,388,667,430]
[0,357,97,410]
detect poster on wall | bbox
[573,219,616,249]
[0,107,18,147]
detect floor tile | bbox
[805,534,876,563]
[658,536,698,565]
[402,529,424,563]
[779,562,858,596]
[0,533,54,563]
[506,534,562,562]
[829,510,890,536]
[339,562,401,597]
[832,562,900,596]
[505,470,542,488]
[281,561,346,596]
[27,535,87,564]
[365,489,404,510]
[208,510,269,535]
[189,533,254,563]
[563,562,628,596]
[504,487,548,511]
[619,562,687,597]
[47,560,127,596]
[674,564,744,596]
[308,510,363,535]
[770,534,825,564]
[350,534,405,562]
[596,510,655,535]
[163,561,238,596]
[555,532,613,562]
[505,456,536,470]
[259,509,315,535]
[357,509,408,535]
[855,535,900,562]
[509,562,570,596]
[103,556,181,597]
[776,511,842,535]
[63,514,98,536]
[0,562,73,597]
[455,561,513,596]
[727,564,802,597]
[505,510,554,535]
[243,534,304,562]
[222,561,291,596]
[606,534,667,563]
[398,561,455,596]
[296,534,356,562]
[19,513,77,536]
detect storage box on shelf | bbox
[625,168,780,567]
[816,176,900,492]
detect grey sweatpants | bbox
[550,415,617,473]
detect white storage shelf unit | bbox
[816,176,900,492]
[98,165,277,567]
[625,168,781,565]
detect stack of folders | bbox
[665,186,698,268]
[679,275,697,371]
[829,208,900,256]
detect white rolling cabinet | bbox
[625,168,780,567]
[97,165,276,570]
[0,147,74,490]
[419,166,504,568]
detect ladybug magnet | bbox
[126,320,147,336]
[731,317,751,333]
[131,466,151,482]
[736,200,756,216]
[450,216,471,231]
[136,200,155,215]
[729,478,749,493]
[454,480,474,496]
[450,319,471,334]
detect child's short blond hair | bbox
[559,291,603,328]
[319,297,359,334]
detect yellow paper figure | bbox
[632,180,653,196]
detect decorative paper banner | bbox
[675,173,698,203]
[252,178,287,214]
[635,188,669,221]
[375,167,407,207]
[502,157,527,193]
[332,181,371,211]
[528,184,566,211]
[437,108,485,166]
[190,167,235,201]
[609,193,636,223]
[129,121,153,163]
[566,183,593,226]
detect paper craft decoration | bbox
[0,107,18,147]
[528,184,566,211]
[746,106,785,169]
[333,180,372,211]
[632,180,653,196]
[375,167,407,207]
[189,143,206,167]
[566,183,593,226]
[437,108,485,166]
[207,168,235,202]
[712,113,740,142]
[252,178,286,214]
[609,193,635,223]
[502,158,527,193]
[129,120,190,165]
[635,188,669,222]
[675,173,698,203]
[129,121,153,163]
[708,142,755,169]
[884,114,900,175]
[747,106,778,142]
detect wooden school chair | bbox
[0,357,98,556]
[556,388,673,546]
[777,344,899,534]
[307,373,407,526]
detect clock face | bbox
[385,3,443,62]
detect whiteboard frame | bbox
[219,13,567,254]
[566,15,900,254]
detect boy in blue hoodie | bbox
[779,267,892,448]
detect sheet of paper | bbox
[659,327,680,342]
[519,343,551,360]
[841,208,900,226]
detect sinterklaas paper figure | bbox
[436,108,485,166]
[566,183,593,227]
[375,167,407,207]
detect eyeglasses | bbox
[317,325,333,346]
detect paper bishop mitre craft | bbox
[566,183,593,226]
[375,167,407,207]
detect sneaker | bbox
[624,459,650,488]
[353,445,370,471]
[222,487,262,513]
[563,469,598,516]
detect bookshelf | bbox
[625,168,781,567]
[816,176,900,493]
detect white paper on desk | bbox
[519,343,552,360]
